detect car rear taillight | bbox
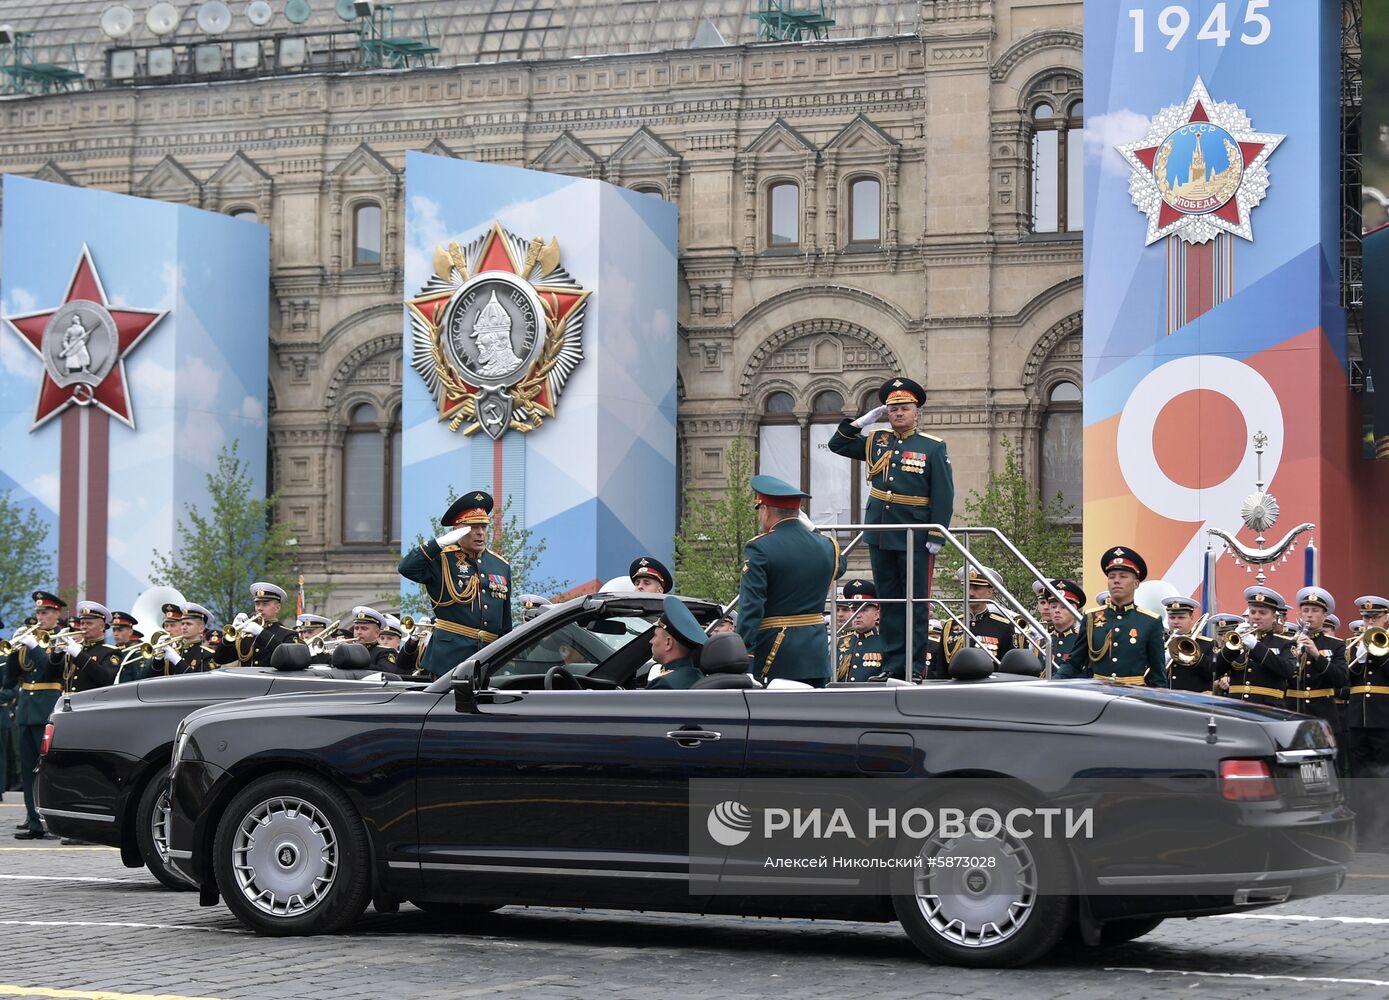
[1220,759,1277,801]
[40,723,54,756]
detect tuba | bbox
[130,585,186,641]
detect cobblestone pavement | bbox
[3,799,1389,1000]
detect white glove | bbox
[1357,645,1369,664]
[851,404,888,429]
[242,621,264,638]
[232,612,248,629]
[436,525,468,546]
[1241,632,1258,650]
[164,646,182,666]
[19,633,37,650]
[925,541,943,555]
[63,638,82,657]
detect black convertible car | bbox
[35,644,428,888]
[164,592,1352,968]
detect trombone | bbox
[1349,626,1389,664]
[1165,613,1211,668]
[304,619,345,656]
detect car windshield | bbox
[489,611,661,677]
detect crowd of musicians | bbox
[3,374,1388,847]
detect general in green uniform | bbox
[1086,547,1166,686]
[5,591,67,838]
[648,595,708,690]
[736,475,842,686]
[835,579,884,682]
[399,491,513,678]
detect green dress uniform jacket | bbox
[1166,634,1215,693]
[1218,628,1295,707]
[836,628,885,682]
[827,423,955,552]
[399,540,513,677]
[1087,602,1167,687]
[53,641,119,692]
[4,644,63,726]
[213,621,296,669]
[1050,624,1090,679]
[939,611,1018,672]
[648,657,702,690]
[737,519,841,685]
[1286,630,1347,732]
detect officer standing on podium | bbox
[399,490,513,678]
[829,376,953,680]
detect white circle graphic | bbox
[706,800,753,847]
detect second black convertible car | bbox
[165,592,1352,968]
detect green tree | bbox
[150,442,298,626]
[395,491,570,623]
[0,491,51,628]
[673,436,757,605]
[935,436,1080,605]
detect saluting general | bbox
[829,376,954,680]
[398,490,513,677]
[736,475,842,686]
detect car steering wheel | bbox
[544,664,580,690]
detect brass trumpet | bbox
[225,614,266,642]
[117,629,175,669]
[1222,623,1257,663]
[401,615,434,641]
[1167,633,1204,667]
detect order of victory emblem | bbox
[407,222,591,440]
[1117,77,1284,246]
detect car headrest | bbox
[949,647,993,682]
[699,632,752,675]
[331,643,370,670]
[270,643,311,672]
[692,672,760,689]
[998,648,1045,677]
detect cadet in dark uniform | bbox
[829,376,954,680]
[1285,587,1347,739]
[629,557,673,594]
[1348,596,1389,847]
[51,602,119,693]
[350,607,405,674]
[295,613,331,645]
[939,566,1018,673]
[1218,587,1296,707]
[648,596,708,690]
[1161,595,1215,693]
[161,603,216,675]
[1087,547,1166,686]
[919,619,945,680]
[161,602,183,633]
[214,582,296,669]
[836,579,884,682]
[736,475,842,686]
[1038,578,1088,679]
[399,490,513,678]
[6,591,67,838]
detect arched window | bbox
[1040,380,1082,519]
[352,203,382,266]
[342,402,400,543]
[756,388,859,525]
[230,207,258,222]
[631,184,665,199]
[767,181,800,248]
[847,177,881,245]
[1030,95,1084,234]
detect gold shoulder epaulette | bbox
[1136,606,1161,619]
[922,433,943,442]
[487,548,510,566]
[987,612,1013,624]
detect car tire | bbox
[891,792,1073,968]
[408,900,502,917]
[134,764,194,892]
[213,773,371,936]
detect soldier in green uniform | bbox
[399,490,513,678]
[648,596,708,690]
[1285,587,1347,739]
[835,579,885,682]
[939,566,1018,673]
[350,607,405,674]
[0,617,14,801]
[829,376,954,680]
[1348,595,1389,848]
[214,582,297,669]
[1087,547,1166,686]
[1217,587,1295,706]
[159,603,217,675]
[1160,595,1215,693]
[736,475,842,686]
[51,602,120,693]
[629,556,673,594]
[6,591,67,838]
[1036,578,1088,679]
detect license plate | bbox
[1300,760,1330,787]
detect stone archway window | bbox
[767,181,800,247]
[343,401,400,543]
[1040,379,1082,520]
[755,388,858,525]
[352,203,382,267]
[1029,90,1084,234]
[847,177,881,245]
[631,184,665,199]
[229,207,258,222]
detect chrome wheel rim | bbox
[913,829,1036,949]
[151,788,172,863]
[230,796,338,917]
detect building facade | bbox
[0,0,1083,610]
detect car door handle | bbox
[666,728,722,747]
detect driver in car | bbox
[647,596,707,690]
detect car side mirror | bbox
[452,659,480,713]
